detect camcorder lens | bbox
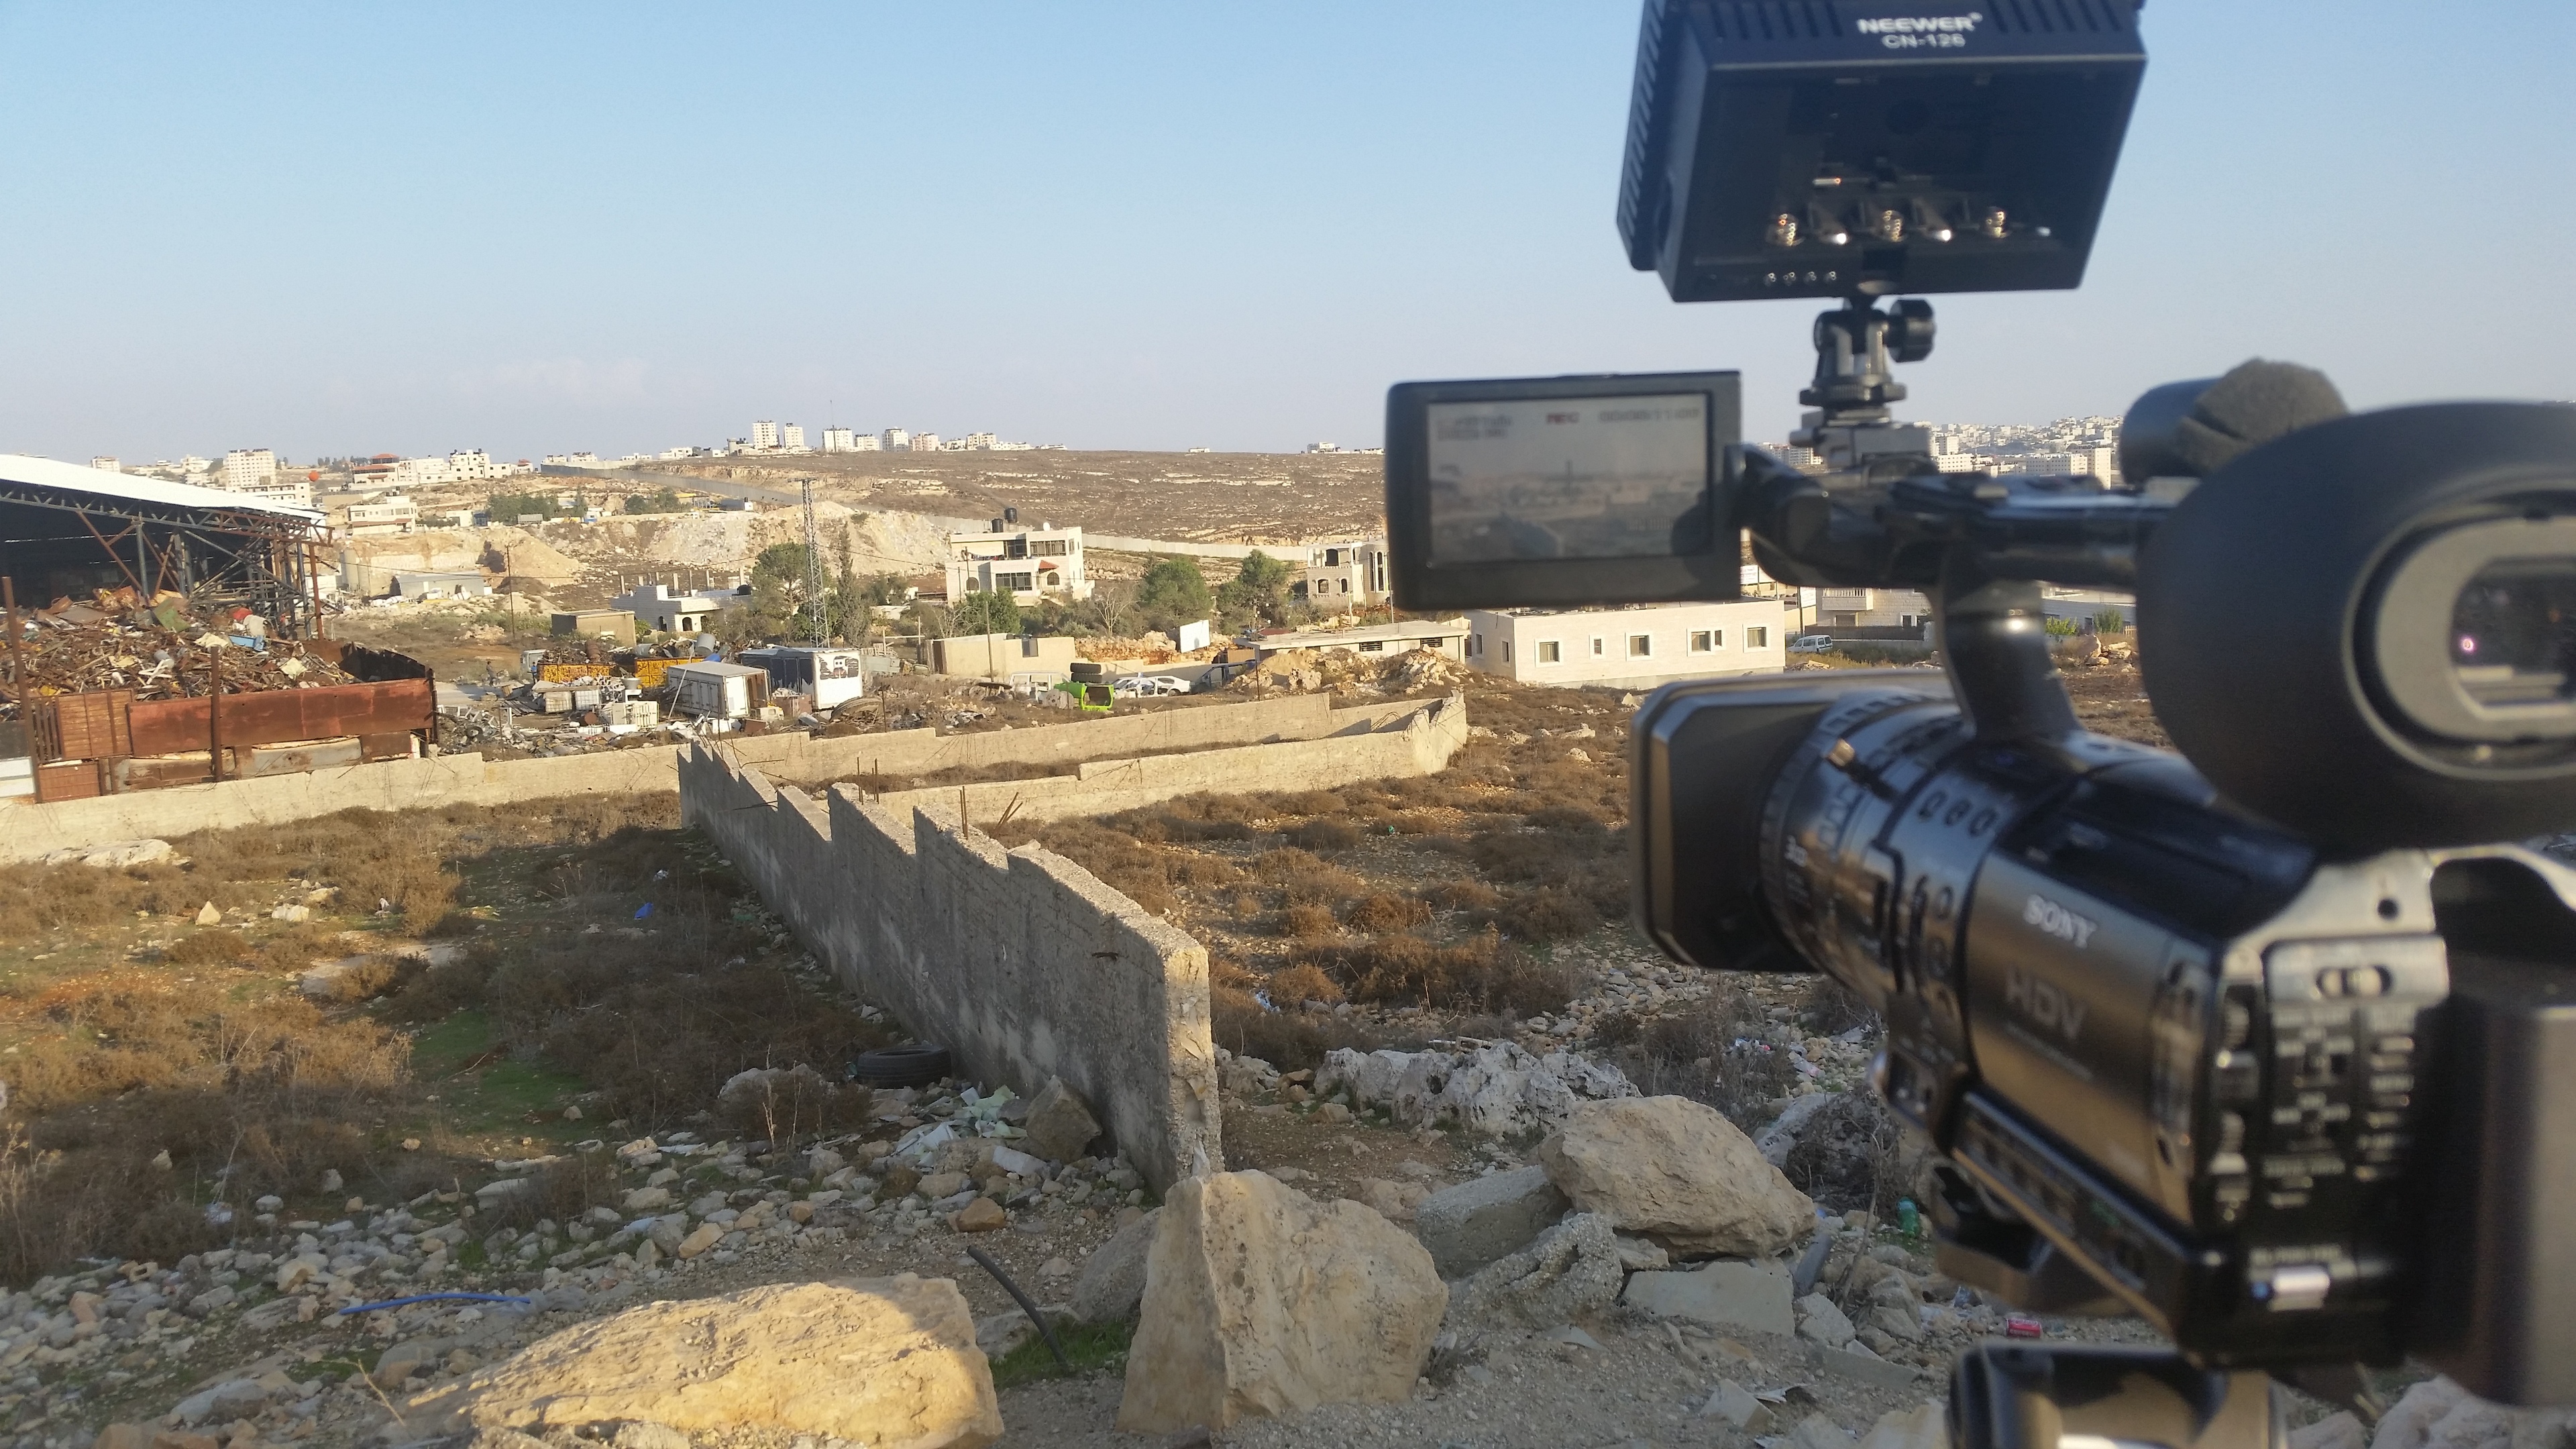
[2449,560,2576,710]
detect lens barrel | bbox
[2139,402,2576,853]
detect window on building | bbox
[1358,641,1383,653]
[997,572,1034,591]
[1503,639,1513,663]
[1469,633,1483,657]
[1020,637,1042,657]
[1536,640,1560,663]
[1591,637,1605,657]
[1005,539,1028,559]
[1748,627,1770,647]
[1031,539,1069,557]
[1628,634,1653,658]
[1690,630,1717,652]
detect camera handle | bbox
[1950,1342,2284,1449]
[1933,549,2080,743]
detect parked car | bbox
[1112,673,1193,697]
[1787,635,1836,653]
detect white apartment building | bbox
[881,428,911,451]
[964,431,996,449]
[913,432,942,452]
[1817,588,1932,630]
[820,427,856,453]
[1303,539,1390,610]
[182,455,212,476]
[612,582,734,634]
[944,522,1091,604]
[1462,601,1786,689]
[90,456,118,473]
[753,420,780,449]
[221,448,278,492]
[780,424,807,451]
[447,449,509,481]
[343,495,419,535]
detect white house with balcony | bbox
[944,521,1091,604]
[1462,601,1786,689]
[611,582,738,634]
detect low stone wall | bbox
[867,693,1470,825]
[678,745,1221,1192]
[0,692,1389,865]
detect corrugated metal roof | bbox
[0,453,325,523]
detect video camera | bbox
[1383,3,2576,1443]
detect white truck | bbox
[665,661,769,720]
[737,646,869,710]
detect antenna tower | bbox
[801,477,829,647]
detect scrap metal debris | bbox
[1,588,354,716]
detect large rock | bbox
[1413,1165,1569,1279]
[402,1277,1000,1448]
[1116,1171,1445,1434]
[1858,1402,1948,1449]
[1444,1213,1623,1330]
[43,839,172,869]
[1071,1208,1159,1324]
[1316,1042,1635,1137]
[2369,1377,2576,1449]
[1537,1096,1816,1257]
[1795,1291,1857,1348]
[1621,1258,1795,1336]
[1023,1077,1102,1163]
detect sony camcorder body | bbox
[1381,1,2576,1438]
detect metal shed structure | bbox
[0,455,329,637]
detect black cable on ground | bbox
[965,1242,1070,1370]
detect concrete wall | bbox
[0,692,1398,863]
[679,746,1220,1192]
[869,693,1470,826]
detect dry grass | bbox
[1591,986,1802,1129]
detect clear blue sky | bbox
[2,2,2569,463]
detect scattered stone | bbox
[2291,1413,2365,1449]
[1356,1177,1428,1223]
[1792,1412,1859,1449]
[1536,1095,1816,1257]
[1072,1209,1161,1324]
[623,1187,671,1212]
[321,1168,344,1193]
[2368,1376,2576,1449]
[44,839,172,868]
[1446,1213,1623,1330]
[271,902,311,922]
[975,1303,1075,1359]
[1023,1077,1102,1162]
[1316,1042,1635,1136]
[675,1224,724,1259]
[1796,1292,1857,1348]
[373,1340,449,1388]
[194,902,222,926]
[1411,1165,1569,1280]
[172,1381,268,1426]
[1867,1303,1924,1342]
[1621,1258,1796,1336]
[1314,1102,1352,1124]
[1118,1171,1446,1434]
[1699,1379,1776,1433]
[1857,1403,1947,1449]
[1613,1234,1668,1271]
[609,1426,690,1449]
[93,1425,152,1449]
[1813,1344,1921,1391]
[403,1277,1001,1446]
[954,1197,1006,1232]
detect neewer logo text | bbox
[1856,13,1984,33]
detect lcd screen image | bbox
[1423,394,1711,563]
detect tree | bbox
[747,542,839,641]
[1134,557,1212,633]
[949,588,1021,636]
[1214,549,1293,631]
[486,490,555,523]
[623,487,682,514]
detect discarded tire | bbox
[851,1043,953,1087]
[1069,661,1104,682]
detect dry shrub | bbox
[1282,864,1365,907]
[488,1153,623,1231]
[714,1065,875,1144]
[1428,879,1501,912]
[1263,790,1346,818]
[1168,855,1246,889]
[1525,803,1613,834]
[300,955,425,1004]
[1287,818,1362,853]
[1799,975,1878,1035]
[164,932,250,967]
[1227,892,1263,921]
[1268,962,1344,1006]
[1289,929,1572,1016]
[381,946,498,1024]
[1497,887,1599,942]
[1250,847,1320,880]
[1277,905,1338,939]
[1210,987,1393,1072]
[1343,893,1431,932]
[1601,987,1800,1128]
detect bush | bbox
[1342,893,1430,932]
[163,932,250,967]
[1267,963,1344,1006]
[1427,879,1501,913]
[1278,905,1338,938]
[1286,818,1362,852]
[1497,888,1597,941]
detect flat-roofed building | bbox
[1301,539,1389,610]
[944,521,1090,603]
[1462,601,1785,688]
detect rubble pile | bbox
[0,588,352,714]
[1315,1040,1638,1136]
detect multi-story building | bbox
[820,427,857,453]
[343,496,419,535]
[752,420,780,449]
[781,424,806,451]
[1462,602,1786,689]
[943,521,1090,604]
[1301,539,1390,610]
[221,448,278,492]
[1815,588,1932,630]
[881,428,911,451]
[912,432,942,452]
[447,449,507,481]
[182,455,212,477]
[964,431,997,449]
[90,456,118,473]
[611,581,735,634]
